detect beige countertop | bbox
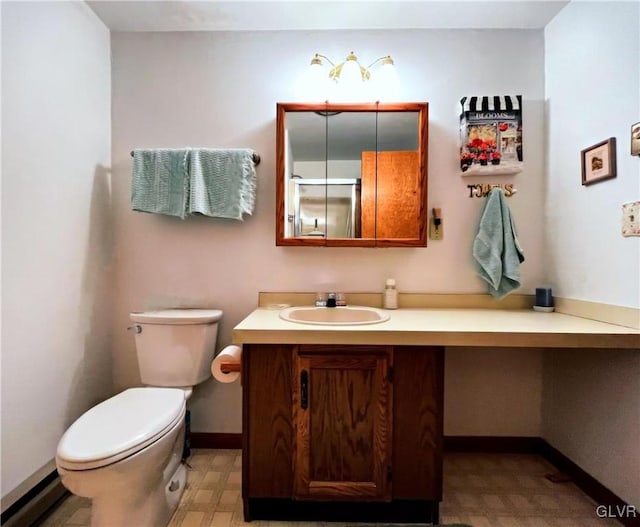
[232,307,640,349]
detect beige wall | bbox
[1,1,112,508]
[542,349,640,506]
[445,348,543,436]
[110,28,547,435]
[543,1,640,507]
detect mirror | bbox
[276,103,428,247]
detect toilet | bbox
[56,308,223,527]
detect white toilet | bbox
[56,308,223,527]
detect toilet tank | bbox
[130,309,223,387]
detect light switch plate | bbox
[622,201,640,236]
[429,218,443,240]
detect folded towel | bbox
[131,149,190,219]
[188,148,257,220]
[473,187,525,298]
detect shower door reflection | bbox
[293,179,360,238]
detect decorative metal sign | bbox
[459,95,523,176]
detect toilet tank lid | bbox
[56,388,185,468]
[130,309,223,325]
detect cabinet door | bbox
[293,346,392,501]
[361,151,421,239]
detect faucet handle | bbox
[315,292,327,307]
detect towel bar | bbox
[130,150,260,166]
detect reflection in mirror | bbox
[277,103,428,247]
[294,179,359,238]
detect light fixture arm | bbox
[366,55,395,69]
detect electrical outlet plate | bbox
[429,218,443,240]
[622,201,640,237]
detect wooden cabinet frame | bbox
[275,102,429,247]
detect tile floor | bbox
[37,450,622,527]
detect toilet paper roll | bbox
[211,345,242,383]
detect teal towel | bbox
[131,149,190,219]
[473,187,525,298]
[188,148,257,221]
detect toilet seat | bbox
[57,387,186,471]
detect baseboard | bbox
[444,435,544,453]
[1,472,67,527]
[191,433,545,453]
[191,432,242,449]
[538,440,640,527]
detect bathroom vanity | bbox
[241,342,442,522]
[233,298,639,523]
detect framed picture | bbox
[581,137,617,186]
[631,122,640,156]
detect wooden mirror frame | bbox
[276,102,428,247]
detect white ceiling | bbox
[87,1,570,32]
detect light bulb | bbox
[336,53,364,102]
[295,58,331,102]
[372,59,399,101]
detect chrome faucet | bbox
[315,292,345,307]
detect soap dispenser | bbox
[383,278,398,309]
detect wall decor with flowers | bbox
[459,95,523,176]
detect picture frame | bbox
[581,137,617,186]
[631,122,640,156]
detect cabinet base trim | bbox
[244,498,438,523]
[191,433,242,449]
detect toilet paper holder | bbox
[211,345,243,383]
[219,362,241,373]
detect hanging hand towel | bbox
[131,148,191,219]
[188,148,257,220]
[472,187,525,298]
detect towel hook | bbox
[467,183,516,198]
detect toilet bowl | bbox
[56,309,223,527]
[57,387,187,527]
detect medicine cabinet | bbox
[276,102,428,247]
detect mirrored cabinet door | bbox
[282,111,327,242]
[276,102,428,247]
[326,111,376,241]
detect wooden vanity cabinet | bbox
[242,344,444,523]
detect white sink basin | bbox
[279,306,390,326]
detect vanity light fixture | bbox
[310,51,395,84]
[304,51,399,101]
